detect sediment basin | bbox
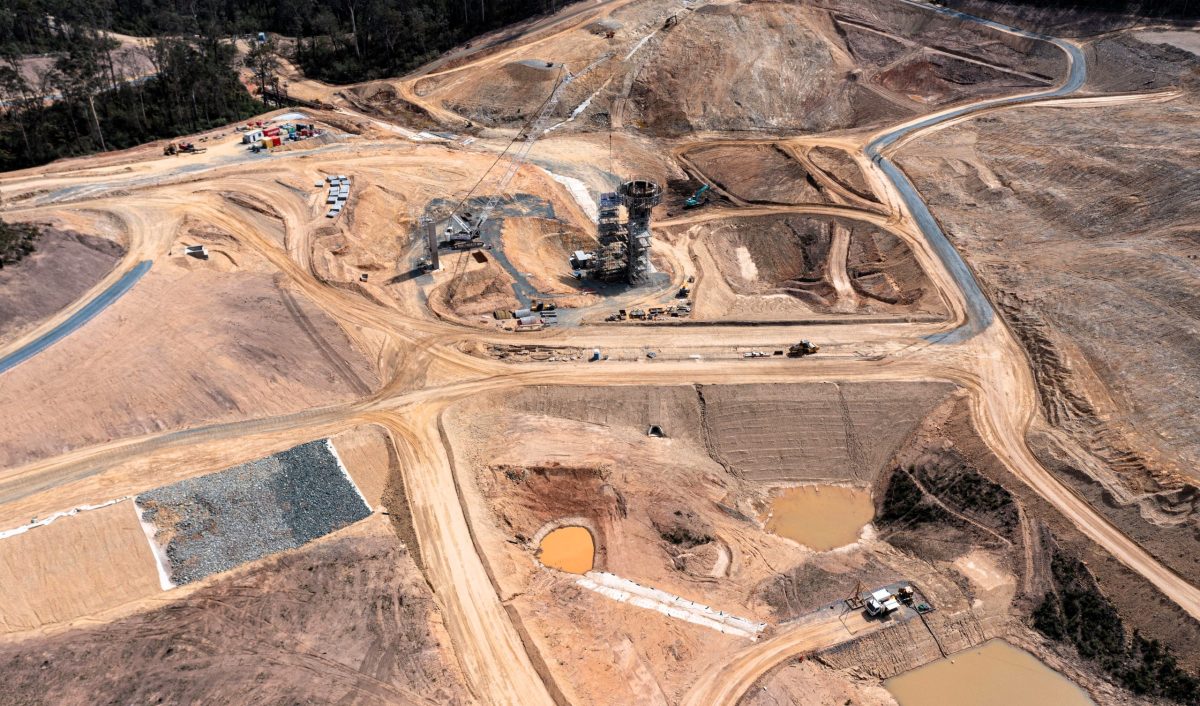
[885,639,1095,706]
[765,485,873,551]
[538,526,594,574]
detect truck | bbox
[864,589,901,617]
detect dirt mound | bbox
[0,228,124,342]
[682,143,825,205]
[808,146,877,201]
[849,223,942,309]
[431,257,519,319]
[443,59,563,125]
[704,214,836,308]
[500,216,597,296]
[629,2,906,135]
[0,518,469,705]
[1082,34,1198,93]
[876,50,1043,105]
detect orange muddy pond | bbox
[537,526,594,574]
[765,485,874,551]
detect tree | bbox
[0,219,41,268]
[243,37,280,104]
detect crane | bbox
[447,53,612,246]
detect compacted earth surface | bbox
[0,0,1198,704]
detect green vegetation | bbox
[1033,550,1200,705]
[1,0,572,169]
[877,459,1017,536]
[0,219,42,268]
[0,26,261,170]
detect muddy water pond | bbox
[765,485,874,551]
[885,640,1094,706]
[537,526,594,574]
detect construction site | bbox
[1,0,1199,704]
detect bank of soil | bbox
[673,213,947,320]
[0,255,379,468]
[895,100,1200,588]
[0,227,125,342]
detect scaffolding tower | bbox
[619,179,662,283]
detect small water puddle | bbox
[538,526,594,574]
[764,485,873,551]
[885,639,1094,706]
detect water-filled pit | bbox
[537,526,594,574]
[885,639,1095,706]
[764,485,874,551]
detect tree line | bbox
[0,0,571,170]
[0,25,261,170]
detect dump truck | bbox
[684,184,711,208]
[787,340,820,357]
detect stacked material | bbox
[324,174,351,218]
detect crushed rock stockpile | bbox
[137,440,370,584]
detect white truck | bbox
[865,588,902,617]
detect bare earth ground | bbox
[0,0,1198,704]
[0,250,378,468]
[0,227,125,342]
[0,516,470,706]
[895,97,1200,587]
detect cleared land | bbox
[0,517,469,705]
[0,0,1198,704]
[0,500,161,633]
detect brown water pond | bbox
[764,485,874,551]
[537,526,594,574]
[885,639,1094,706]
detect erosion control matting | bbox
[137,440,370,584]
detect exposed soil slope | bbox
[0,228,125,342]
[0,518,468,705]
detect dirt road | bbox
[2,0,1198,704]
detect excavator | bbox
[684,184,710,209]
[787,340,819,357]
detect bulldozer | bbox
[787,340,819,357]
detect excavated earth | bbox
[1,1,1199,705]
[895,93,1200,590]
[438,383,1150,704]
[0,227,125,342]
[0,517,470,705]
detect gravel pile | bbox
[138,440,370,584]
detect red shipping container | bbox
[263,127,281,137]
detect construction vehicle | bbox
[677,285,690,298]
[787,340,820,357]
[164,141,206,156]
[865,588,902,617]
[684,184,711,208]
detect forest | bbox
[0,0,569,169]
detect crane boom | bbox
[457,54,611,239]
